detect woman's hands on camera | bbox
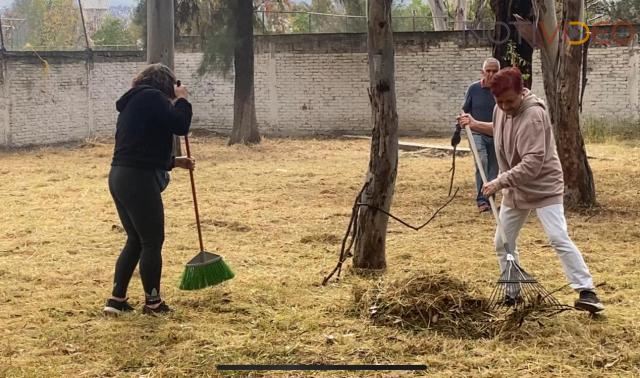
[173,80,189,102]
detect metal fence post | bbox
[262,11,266,34]
[412,10,416,32]
[365,0,369,23]
[0,16,5,51]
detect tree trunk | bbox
[554,0,596,207]
[229,0,261,146]
[352,0,399,272]
[147,0,181,155]
[535,0,560,123]
[427,0,449,31]
[472,0,487,29]
[490,0,534,88]
[454,0,467,30]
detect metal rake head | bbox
[488,257,566,313]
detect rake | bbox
[464,127,566,312]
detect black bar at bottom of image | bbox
[217,364,427,371]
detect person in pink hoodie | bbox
[458,67,604,313]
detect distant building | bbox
[109,5,135,25]
[79,0,110,36]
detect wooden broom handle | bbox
[464,127,510,248]
[184,135,205,253]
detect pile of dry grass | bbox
[353,271,571,339]
[353,272,498,338]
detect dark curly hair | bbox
[131,63,176,98]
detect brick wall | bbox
[0,28,638,147]
[0,51,146,147]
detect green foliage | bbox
[288,0,368,33]
[9,0,81,49]
[131,0,236,75]
[91,16,137,47]
[256,0,295,33]
[341,0,366,15]
[132,1,224,52]
[37,0,80,49]
[174,1,290,75]
[8,0,46,46]
[468,0,495,28]
[132,0,147,45]
[595,0,640,23]
[196,1,236,77]
[290,5,313,33]
[504,41,531,81]
[583,117,640,143]
[309,0,338,13]
[392,0,432,16]
[391,0,433,31]
[294,0,343,33]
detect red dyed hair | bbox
[489,67,524,97]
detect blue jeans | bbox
[473,133,498,207]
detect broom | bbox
[179,135,235,290]
[464,127,565,312]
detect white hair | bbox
[482,58,501,70]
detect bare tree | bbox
[172,0,261,146]
[228,0,261,145]
[535,0,596,207]
[490,0,534,88]
[471,0,489,28]
[454,0,467,30]
[427,0,449,30]
[352,0,399,272]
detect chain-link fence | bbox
[0,5,495,51]
[254,11,367,34]
[254,10,495,34]
[0,0,141,52]
[1,16,27,50]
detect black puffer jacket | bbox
[111,85,192,171]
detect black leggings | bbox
[109,166,165,303]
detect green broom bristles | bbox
[179,257,235,291]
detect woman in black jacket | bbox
[104,63,194,316]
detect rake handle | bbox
[184,135,205,254]
[464,127,511,252]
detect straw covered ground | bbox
[0,135,639,377]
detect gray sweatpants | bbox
[494,203,595,291]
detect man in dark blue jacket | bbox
[461,58,500,213]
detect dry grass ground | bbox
[0,136,639,377]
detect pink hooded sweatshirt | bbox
[493,89,564,209]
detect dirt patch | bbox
[0,137,638,376]
[300,233,342,245]
[199,219,251,232]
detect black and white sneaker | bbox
[142,301,173,316]
[103,298,135,316]
[575,290,605,313]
